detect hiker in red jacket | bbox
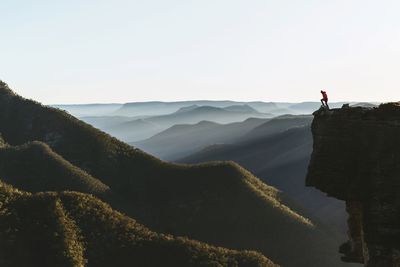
[320,90,329,109]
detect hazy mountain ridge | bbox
[65,101,375,145]
[144,105,272,128]
[134,118,268,160]
[236,115,313,143]
[104,118,162,142]
[54,104,123,117]
[142,115,313,163]
[59,101,366,119]
[113,100,278,117]
[221,104,260,113]
[80,116,135,129]
[80,105,272,143]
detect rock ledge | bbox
[306,103,400,267]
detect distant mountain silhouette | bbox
[174,104,259,114]
[134,118,268,160]
[55,101,375,119]
[114,101,245,117]
[104,119,162,142]
[237,115,313,142]
[0,80,347,266]
[174,104,200,113]
[112,100,317,117]
[80,115,135,129]
[245,102,281,113]
[80,115,165,142]
[144,105,272,128]
[74,102,374,145]
[54,103,122,117]
[96,105,272,143]
[223,104,259,113]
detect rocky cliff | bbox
[306,103,400,267]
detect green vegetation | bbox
[0,81,344,266]
[0,141,109,195]
[0,181,275,267]
[0,135,6,148]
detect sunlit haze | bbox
[1,0,400,104]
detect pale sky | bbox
[1,0,400,104]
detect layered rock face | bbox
[306,103,400,267]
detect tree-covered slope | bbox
[0,140,109,195]
[0,181,275,267]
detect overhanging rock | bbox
[306,103,400,267]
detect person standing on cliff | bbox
[320,90,329,109]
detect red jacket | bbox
[321,91,328,101]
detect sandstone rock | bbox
[306,103,400,267]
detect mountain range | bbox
[111,101,281,117]
[53,103,122,117]
[134,118,269,160]
[60,101,376,145]
[0,81,351,266]
[81,105,272,143]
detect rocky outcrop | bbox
[306,103,400,267]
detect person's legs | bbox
[325,100,330,110]
[321,99,325,106]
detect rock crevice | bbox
[306,104,400,267]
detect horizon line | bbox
[50,100,382,106]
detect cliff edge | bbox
[306,103,400,267]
